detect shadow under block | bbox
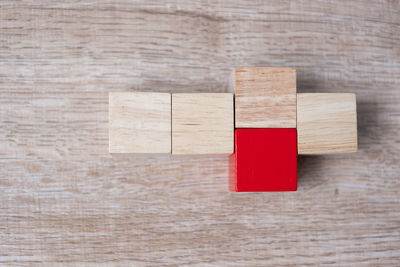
[172,93,234,154]
[233,67,297,128]
[230,129,297,192]
[108,92,171,153]
[297,93,358,154]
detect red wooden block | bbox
[230,128,297,192]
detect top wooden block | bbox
[297,93,358,154]
[172,93,234,155]
[109,92,171,154]
[233,67,297,128]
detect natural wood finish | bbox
[109,92,171,153]
[234,67,297,128]
[172,93,233,154]
[297,93,358,154]
[1,1,400,265]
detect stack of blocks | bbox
[109,67,358,192]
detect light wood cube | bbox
[233,67,297,128]
[109,92,171,153]
[172,93,234,154]
[297,93,358,154]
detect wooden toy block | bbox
[230,128,297,192]
[233,67,297,128]
[172,93,234,154]
[109,92,171,153]
[297,93,358,154]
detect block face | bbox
[231,129,297,192]
[234,67,297,128]
[108,92,171,153]
[172,93,234,154]
[297,93,358,154]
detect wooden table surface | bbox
[1,1,399,266]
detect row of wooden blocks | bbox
[109,67,357,155]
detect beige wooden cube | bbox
[297,93,358,154]
[234,67,297,128]
[109,92,171,153]
[172,93,234,154]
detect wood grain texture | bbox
[297,93,358,154]
[234,67,297,128]
[172,93,233,154]
[1,0,400,266]
[109,92,171,153]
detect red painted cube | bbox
[230,129,297,192]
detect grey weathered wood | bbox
[0,0,399,265]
